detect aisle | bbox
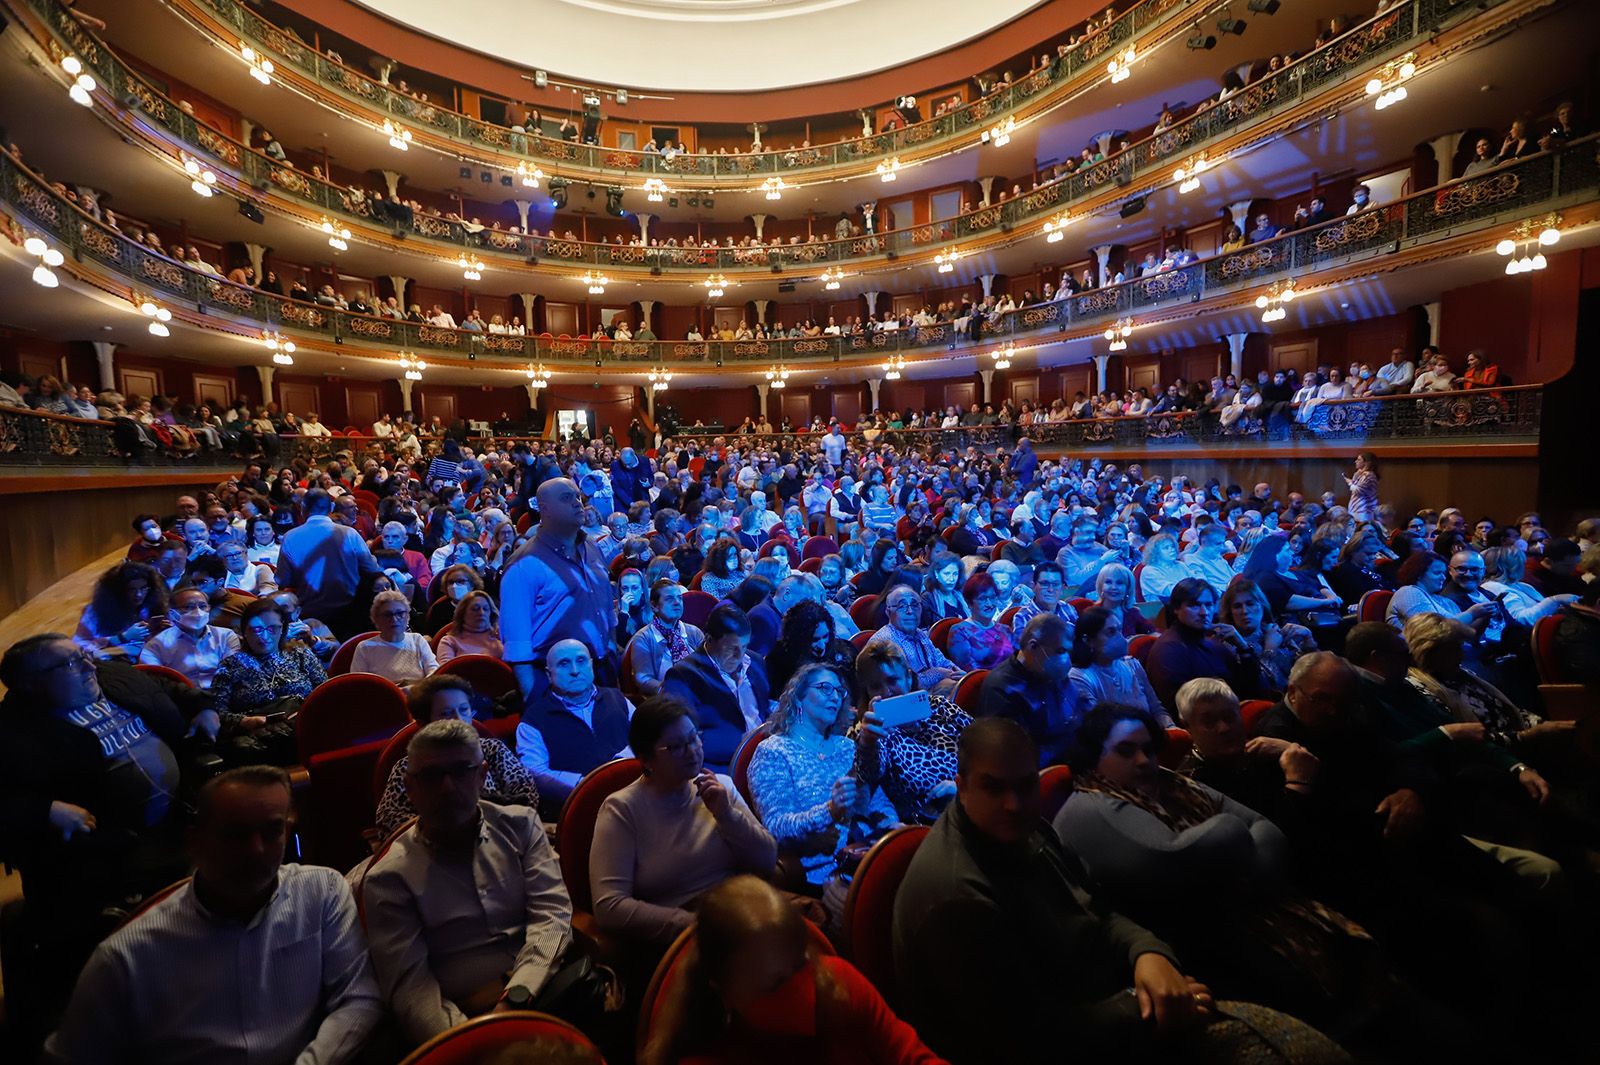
[0,544,126,695]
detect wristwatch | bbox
[503,984,535,1009]
[1509,762,1531,776]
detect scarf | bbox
[652,617,692,662]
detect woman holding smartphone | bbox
[851,642,971,824]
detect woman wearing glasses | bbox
[209,599,328,763]
[352,589,439,685]
[589,695,776,948]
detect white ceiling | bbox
[351,0,1049,92]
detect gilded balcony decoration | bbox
[482,334,527,353]
[137,256,185,288]
[348,316,396,339]
[417,326,460,347]
[280,303,328,328]
[1137,271,1193,300]
[1075,289,1124,316]
[79,223,119,258]
[270,166,312,196]
[1433,172,1522,216]
[205,279,257,310]
[1219,246,1280,278]
[1020,304,1062,328]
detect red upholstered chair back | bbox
[134,664,193,687]
[371,721,422,802]
[1069,597,1095,614]
[296,673,410,760]
[730,721,775,809]
[304,737,392,868]
[681,589,718,628]
[400,1013,601,1065]
[1358,589,1394,624]
[1161,727,1193,770]
[429,622,454,651]
[989,541,1011,562]
[930,617,960,654]
[1240,699,1275,735]
[841,825,929,1008]
[1038,764,1075,820]
[1132,564,1149,603]
[799,556,824,575]
[953,669,988,713]
[328,631,378,676]
[849,596,883,632]
[436,655,519,700]
[758,538,793,560]
[998,605,1021,628]
[802,536,839,562]
[849,630,872,652]
[1531,615,1566,684]
[1128,634,1158,664]
[353,490,381,509]
[556,758,643,914]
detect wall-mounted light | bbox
[517,162,545,188]
[458,254,485,282]
[648,366,673,392]
[182,153,218,197]
[703,274,728,299]
[883,353,906,380]
[263,330,295,365]
[991,342,1014,370]
[1255,279,1296,322]
[1103,317,1134,351]
[820,267,844,291]
[1497,213,1561,274]
[525,363,552,388]
[24,235,64,287]
[1107,46,1136,83]
[643,178,669,203]
[1366,53,1416,110]
[383,119,413,151]
[582,271,609,296]
[935,249,961,274]
[399,351,426,381]
[762,177,786,201]
[137,296,173,337]
[982,117,1016,147]
[765,365,790,389]
[240,44,274,85]
[60,55,97,107]
[1173,153,1210,194]
[1042,214,1073,243]
[321,218,350,251]
[876,158,901,183]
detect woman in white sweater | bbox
[1068,606,1173,726]
[352,588,438,685]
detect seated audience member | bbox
[1068,607,1170,725]
[626,579,705,696]
[766,599,855,698]
[615,567,653,650]
[74,561,167,659]
[852,642,971,824]
[1409,354,1456,393]
[216,541,276,596]
[46,767,381,1064]
[977,613,1079,766]
[1218,577,1315,694]
[362,720,580,1047]
[1527,539,1588,598]
[697,537,745,600]
[1481,545,1578,624]
[640,875,940,1065]
[748,665,897,922]
[892,717,1346,1065]
[1145,578,1265,710]
[376,520,432,591]
[517,639,632,807]
[589,696,776,947]
[920,553,970,625]
[1137,533,1188,603]
[1242,533,1343,628]
[1330,527,1387,605]
[138,586,241,688]
[186,554,256,632]
[351,589,439,684]
[245,516,282,566]
[1056,516,1119,595]
[150,540,189,593]
[947,503,996,559]
[374,674,536,837]
[662,605,771,771]
[434,589,504,663]
[1056,702,1380,1031]
[210,599,327,758]
[271,590,340,665]
[866,585,963,697]
[946,572,1016,671]
[1009,561,1078,640]
[1092,563,1156,637]
[1183,524,1235,598]
[854,539,903,599]
[127,514,169,565]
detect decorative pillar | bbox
[756,382,770,419]
[752,299,770,326]
[979,367,995,403]
[644,385,656,421]
[398,377,415,414]
[512,200,533,231]
[976,176,999,207]
[749,214,769,241]
[748,123,766,150]
[244,243,267,282]
[1224,333,1248,380]
[524,383,541,410]
[381,170,403,199]
[1093,354,1109,393]
[977,274,997,299]
[867,377,883,412]
[91,342,118,390]
[255,365,276,405]
[1423,301,1442,346]
[863,291,882,318]
[638,299,657,333]
[1092,245,1115,287]
[1096,132,1115,158]
[1429,131,1465,184]
[1228,200,1253,232]
[635,213,655,244]
[389,276,410,309]
[519,293,538,326]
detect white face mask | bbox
[143,526,164,543]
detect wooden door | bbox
[279,382,322,419]
[1268,339,1318,376]
[1060,364,1094,400]
[118,368,161,402]
[1124,355,1162,394]
[192,373,235,410]
[1010,377,1039,407]
[421,391,457,425]
[19,351,61,382]
[780,393,811,430]
[545,303,579,336]
[1181,349,1221,384]
[943,381,976,412]
[345,387,382,430]
[831,389,861,426]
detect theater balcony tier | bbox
[7,0,1553,281]
[4,139,1597,373]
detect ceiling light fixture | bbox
[458,253,485,282]
[1103,317,1134,351]
[762,177,786,201]
[516,162,545,188]
[137,296,173,337]
[991,342,1014,370]
[262,330,296,365]
[876,158,901,183]
[320,218,350,251]
[240,44,274,85]
[1107,46,1136,83]
[643,178,669,203]
[883,353,906,380]
[765,364,791,389]
[525,363,553,388]
[935,249,961,274]
[399,351,426,381]
[1498,213,1562,274]
[1367,53,1417,110]
[383,119,413,151]
[820,267,845,291]
[1255,279,1296,322]
[24,235,64,287]
[648,366,673,392]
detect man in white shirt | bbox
[216,541,277,596]
[1183,524,1235,598]
[746,488,781,534]
[821,424,848,466]
[138,587,240,688]
[371,413,395,439]
[47,767,382,1065]
[300,412,332,438]
[426,305,457,329]
[1375,348,1415,392]
[361,720,576,1046]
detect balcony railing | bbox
[5,138,1594,370]
[16,0,1519,275]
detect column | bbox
[636,213,655,244]
[976,176,999,207]
[638,299,657,334]
[752,299,770,327]
[1095,132,1114,158]
[243,243,267,282]
[90,342,117,390]
[977,274,997,299]
[398,377,415,415]
[389,276,410,309]
[512,200,533,231]
[644,385,656,422]
[519,293,538,327]
[1224,333,1248,380]
[756,381,770,419]
[524,383,541,411]
[1227,199,1254,233]
[255,365,276,406]
[1423,301,1442,346]
[867,377,882,412]
[748,123,766,150]
[1093,354,1109,393]
[979,367,995,403]
[1092,245,1115,287]
[381,170,403,198]
[1429,132,1465,184]
[749,214,769,241]
[863,291,882,318]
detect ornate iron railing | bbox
[14,0,1520,275]
[4,139,1594,370]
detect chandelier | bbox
[1366,53,1417,111]
[643,178,669,203]
[399,351,426,381]
[137,296,173,338]
[1497,214,1561,275]
[1255,280,1296,323]
[239,44,274,85]
[1107,46,1136,83]
[820,266,845,291]
[1103,317,1134,351]
[935,249,961,274]
[60,55,96,107]
[704,274,728,299]
[883,353,907,380]
[582,271,609,295]
[648,366,673,392]
[383,119,413,151]
[983,117,1016,147]
[762,177,786,201]
[1042,214,1073,243]
[766,365,790,389]
[23,235,64,287]
[457,253,485,282]
[991,342,1014,370]
[182,153,217,198]
[1173,153,1210,194]
[517,162,545,188]
[321,218,350,252]
[525,363,552,388]
[262,330,296,365]
[876,157,901,183]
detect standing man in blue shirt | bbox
[274,489,380,639]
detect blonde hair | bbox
[770,663,851,737]
[1402,612,1473,669]
[369,588,412,624]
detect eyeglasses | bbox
[246,624,284,637]
[656,730,703,757]
[808,682,847,698]
[409,761,483,785]
[174,604,210,615]
[378,609,411,619]
[43,651,97,675]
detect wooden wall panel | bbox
[1268,340,1318,376]
[345,387,382,430]
[1010,376,1040,407]
[118,368,162,401]
[192,373,236,410]
[278,382,322,419]
[780,393,812,429]
[1181,349,1222,383]
[831,389,861,426]
[943,382,977,411]
[420,390,458,424]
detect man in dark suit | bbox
[661,605,770,770]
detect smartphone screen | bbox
[873,690,933,728]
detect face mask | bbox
[143,527,164,543]
[1360,371,1372,380]
[736,961,817,1037]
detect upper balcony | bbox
[9,0,1552,284]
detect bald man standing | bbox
[499,478,618,700]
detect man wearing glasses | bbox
[138,587,241,689]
